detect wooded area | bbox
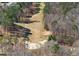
[0,2,79,56]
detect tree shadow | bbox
[8,24,32,38]
[16,3,41,23]
[17,19,40,24]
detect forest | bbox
[0,2,79,56]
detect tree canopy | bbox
[0,3,28,28]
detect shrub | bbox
[59,2,79,15]
[43,3,50,14]
[72,24,78,32]
[48,35,57,41]
[51,44,60,53]
[58,35,75,46]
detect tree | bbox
[0,3,25,32]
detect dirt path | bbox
[14,3,50,49]
[29,3,46,43]
[15,3,47,43]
